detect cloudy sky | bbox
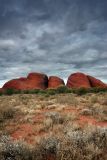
[0,0,107,87]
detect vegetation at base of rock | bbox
[1,86,107,96]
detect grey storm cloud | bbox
[0,0,107,86]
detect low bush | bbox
[73,88,89,95]
[0,135,32,160]
[0,107,16,124]
[45,112,65,124]
[46,89,56,96]
[5,88,15,95]
[56,86,71,94]
[5,89,21,95]
[38,90,47,95]
[0,92,3,96]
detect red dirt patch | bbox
[78,115,107,127]
[78,116,97,125]
[46,155,56,160]
[61,107,107,127]
[62,107,80,113]
[6,106,107,145]
[11,124,35,143]
[10,111,48,144]
[11,122,48,144]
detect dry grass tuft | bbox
[56,94,78,107]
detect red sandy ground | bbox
[63,107,107,127]
[5,107,107,145]
[10,112,48,144]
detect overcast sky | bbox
[0,0,107,87]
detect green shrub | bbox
[38,90,47,95]
[46,89,56,96]
[56,86,71,94]
[22,90,30,94]
[93,87,107,93]
[14,90,21,94]
[33,89,40,94]
[5,89,15,95]
[0,92,3,96]
[72,87,107,95]
[74,88,88,95]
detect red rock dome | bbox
[2,72,107,91]
[66,72,91,88]
[27,72,48,90]
[3,72,48,90]
[48,76,65,89]
[87,75,107,88]
[3,79,24,90]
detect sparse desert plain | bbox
[0,90,107,160]
[1,0,107,159]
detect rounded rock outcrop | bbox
[3,72,48,90]
[87,75,107,88]
[3,79,25,90]
[27,72,48,90]
[67,72,91,88]
[48,76,65,89]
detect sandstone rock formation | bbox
[3,78,27,90]
[2,72,107,91]
[3,73,48,90]
[87,75,107,88]
[48,76,65,89]
[66,72,91,88]
[67,72,107,88]
[27,72,48,90]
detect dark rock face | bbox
[66,72,91,88]
[48,76,65,89]
[87,75,107,88]
[3,73,48,90]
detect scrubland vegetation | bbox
[1,86,107,96]
[0,87,107,159]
